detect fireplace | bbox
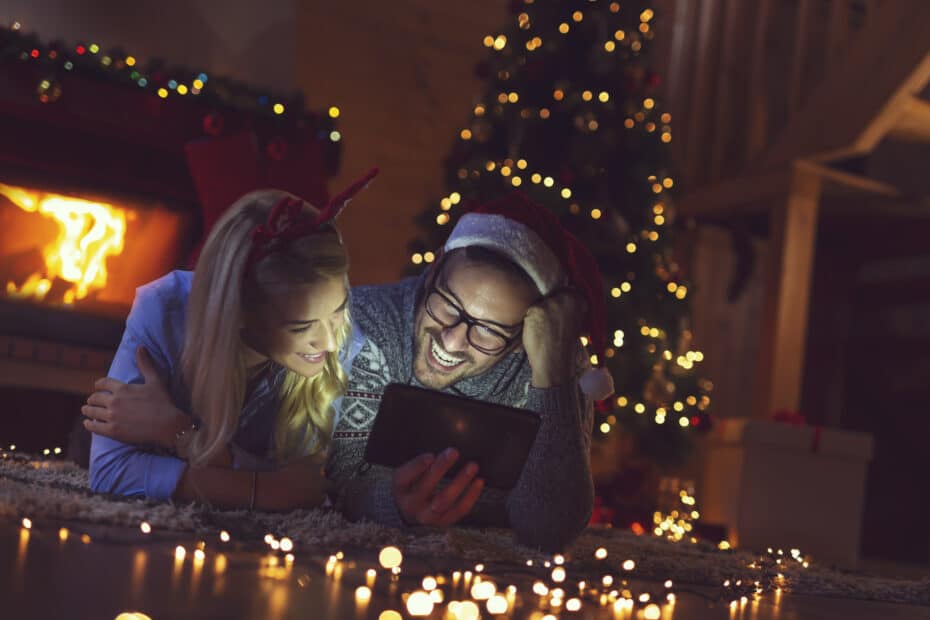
[0,56,205,407]
[0,171,197,459]
[0,180,191,314]
[0,176,195,395]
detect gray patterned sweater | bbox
[326,273,595,551]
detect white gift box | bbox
[701,417,873,566]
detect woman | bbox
[84,171,376,511]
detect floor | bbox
[2,520,929,620]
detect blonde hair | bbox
[180,189,349,468]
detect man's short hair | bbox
[445,246,539,295]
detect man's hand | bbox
[82,346,186,448]
[522,288,586,388]
[392,448,484,526]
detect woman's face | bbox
[242,277,348,378]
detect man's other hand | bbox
[523,288,586,388]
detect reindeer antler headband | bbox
[245,167,379,271]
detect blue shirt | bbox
[88,270,321,500]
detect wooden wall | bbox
[296,1,507,284]
[654,0,876,188]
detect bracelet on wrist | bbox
[174,418,200,456]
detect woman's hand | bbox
[259,452,329,511]
[83,346,187,449]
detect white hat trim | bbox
[444,213,563,295]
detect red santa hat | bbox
[444,191,614,401]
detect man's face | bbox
[413,252,537,390]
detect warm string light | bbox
[16,520,804,620]
[379,546,403,569]
[483,34,508,51]
[584,311,711,430]
[308,545,695,618]
[621,98,674,143]
[652,486,701,543]
[676,350,705,370]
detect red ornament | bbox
[202,112,224,137]
[266,137,289,161]
[588,496,615,526]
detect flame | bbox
[0,183,128,304]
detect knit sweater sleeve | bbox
[326,337,406,527]
[504,376,595,551]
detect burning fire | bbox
[0,183,129,304]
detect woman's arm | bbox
[87,283,191,498]
[174,453,328,511]
[89,354,329,510]
[89,433,188,499]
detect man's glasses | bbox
[424,286,522,355]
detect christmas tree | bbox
[407,0,712,465]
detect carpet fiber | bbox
[2,454,927,606]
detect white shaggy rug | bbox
[2,454,928,606]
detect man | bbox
[327,191,613,551]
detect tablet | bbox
[363,383,541,490]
